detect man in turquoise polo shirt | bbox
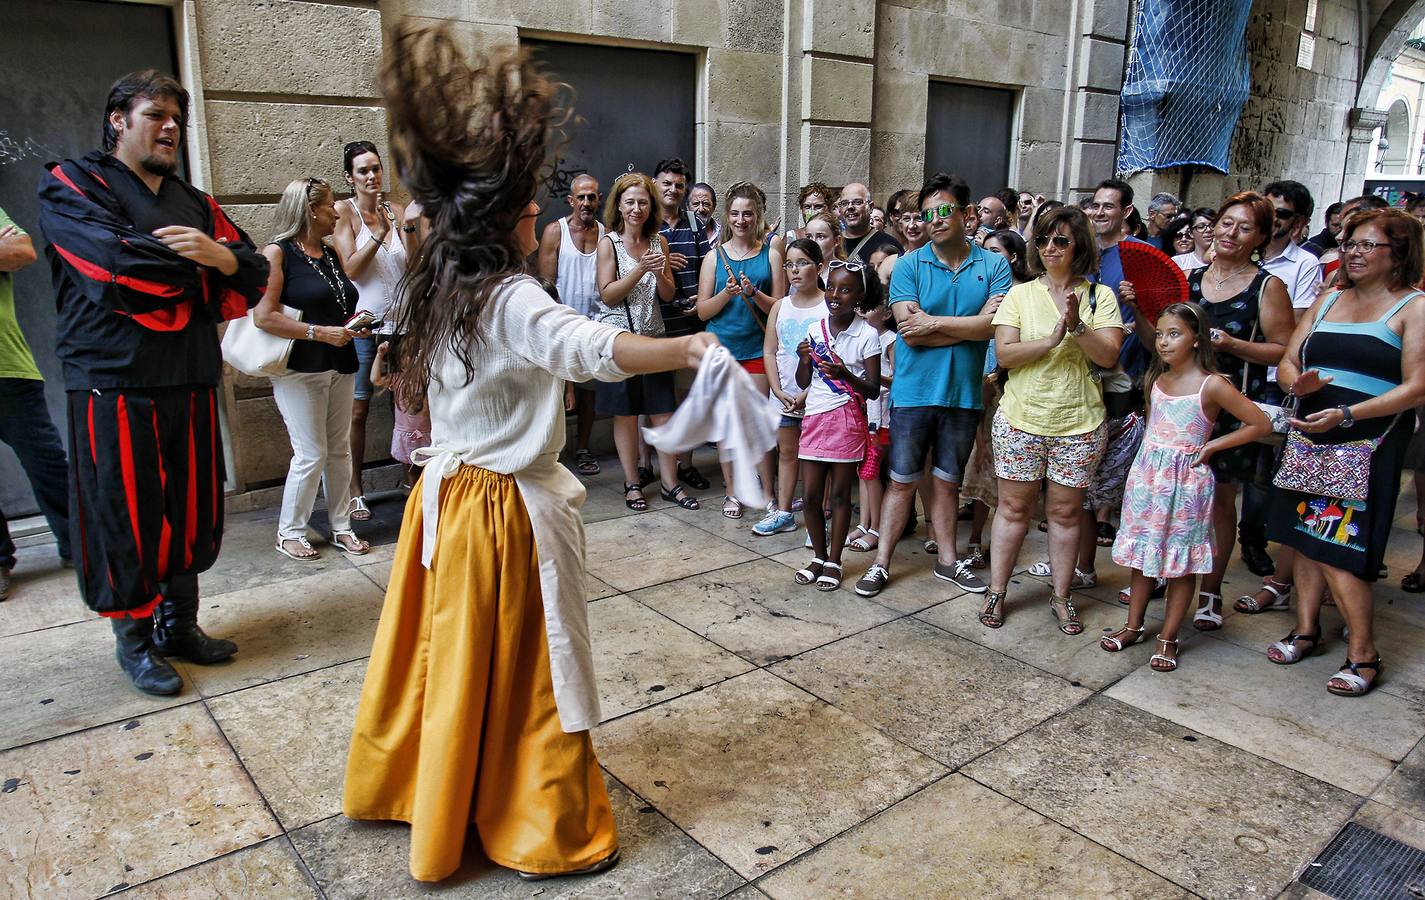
[856,173,1011,598]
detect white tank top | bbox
[555,217,604,318]
[345,198,407,331]
[770,294,827,418]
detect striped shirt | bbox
[659,212,711,337]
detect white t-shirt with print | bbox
[803,315,882,417]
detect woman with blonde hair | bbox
[254,177,371,560]
[343,28,718,883]
[591,171,691,511]
[697,180,786,517]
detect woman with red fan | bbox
[1182,193,1293,632]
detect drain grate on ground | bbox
[1300,822,1425,899]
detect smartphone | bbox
[345,310,382,332]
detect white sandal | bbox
[844,525,868,548]
[848,528,879,552]
[348,495,372,521]
[330,530,370,556]
[1026,560,1096,588]
[1100,624,1145,652]
[1150,636,1179,672]
[794,558,825,586]
[1192,592,1223,631]
[815,562,843,592]
[1235,578,1292,614]
[276,536,320,561]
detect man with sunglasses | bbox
[854,173,1011,598]
[539,173,606,477]
[838,182,902,264]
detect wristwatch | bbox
[306,324,316,341]
[1338,405,1355,428]
[1071,322,1087,336]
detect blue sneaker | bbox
[753,510,797,536]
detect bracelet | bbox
[306,324,316,341]
[402,224,416,234]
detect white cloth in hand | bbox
[642,345,779,508]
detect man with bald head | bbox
[838,182,902,264]
[973,195,1009,242]
[538,172,604,475]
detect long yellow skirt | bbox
[343,466,618,882]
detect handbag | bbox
[815,320,881,479]
[221,305,301,377]
[1272,425,1394,502]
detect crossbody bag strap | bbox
[722,245,768,333]
[608,233,637,336]
[847,231,875,260]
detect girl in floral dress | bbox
[1101,303,1270,671]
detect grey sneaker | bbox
[936,559,988,593]
[0,566,10,601]
[855,564,890,597]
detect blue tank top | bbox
[710,242,773,360]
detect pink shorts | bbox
[799,403,867,463]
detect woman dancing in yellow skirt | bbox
[343,27,717,883]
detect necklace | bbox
[296,240,352,315]
[1210,260,1253,290]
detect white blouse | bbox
[414,275,630,733]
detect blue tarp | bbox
[1117,0,1253,174]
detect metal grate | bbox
[1300,823,1425,899]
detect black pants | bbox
[67,386,224,616]
[0,378,71,569]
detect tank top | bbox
[278,240,359,375]
[555,217,604,318]
[771,294,827,416]
[710,241,773,360]
[1145,379,1214,451]
[590,233,666,337]
[1188,265,1273,401]
[344,198,406,332]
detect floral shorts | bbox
[991,410,1108,489]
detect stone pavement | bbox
[6,449,1425,898]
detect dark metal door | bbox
[523,39,697,234]
[925,82,1015,198]
[0,0,179,516]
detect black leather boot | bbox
[152,590,237,664]
[112,617,183,695]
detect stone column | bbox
[798,0,875,200]
[1065,0,1131,197]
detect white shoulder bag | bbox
[221,305,302,377]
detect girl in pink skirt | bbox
[792,261,883,590]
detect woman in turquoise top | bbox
[697,181,785,518]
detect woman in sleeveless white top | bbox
[334,143,411,522]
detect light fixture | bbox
[1378,133,1390,171]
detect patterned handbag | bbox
[1272,423,1394,503]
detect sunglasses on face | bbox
[920,203,962,222]
[1273,207,1297,221]
[1034,234,1073,249]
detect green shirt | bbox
[0,207,42,380]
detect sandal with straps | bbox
[1150,636,1179,672]
[979,590,1006,628]
[1327,656,1382,696]
[348,495,372,522]
[794,558,825,586]
[1049,594,1084,635]
[1235,578,1292,614]
[848,528,880,552]
[660,483,700,510]
[1193,592,1224,631]
[721,495,742,519]
[1100,624,1145,652]
[815,561,843,592]
[275,536,320,561]
[331,530,370,556]
[1267,628,1321,665]
[623,482,648,512]
[575,449,600,476]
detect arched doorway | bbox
[1381,98,1413,171]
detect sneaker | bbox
[965,544,987,569]
[936,559,988,593]
[0,566,9,601]
[753,510,797,536]
[855,564,890,597]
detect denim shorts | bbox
[887,405,981,484]
[352,336,378,401]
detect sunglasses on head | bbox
[827,259,866,272]
[920,203,962,222]
[1034,234,1073,249]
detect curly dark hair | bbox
[381,25,567,408]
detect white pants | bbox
[271,370,356,540]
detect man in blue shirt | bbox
[856,173,1011,598]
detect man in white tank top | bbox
[537,174,604,475]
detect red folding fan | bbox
[1118,240,1190,324]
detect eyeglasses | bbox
[1190,223,1214,233]
[1034,234,1073,249]
[920,204,961,222]
[836,198,867,210]
[782,259,817,270]
[1341,239,1387,254]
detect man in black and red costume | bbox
[38,70,268,695]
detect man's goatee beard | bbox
[140,154,177,177]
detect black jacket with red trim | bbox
[37,151,268,390]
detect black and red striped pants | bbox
[67,386,225,617]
